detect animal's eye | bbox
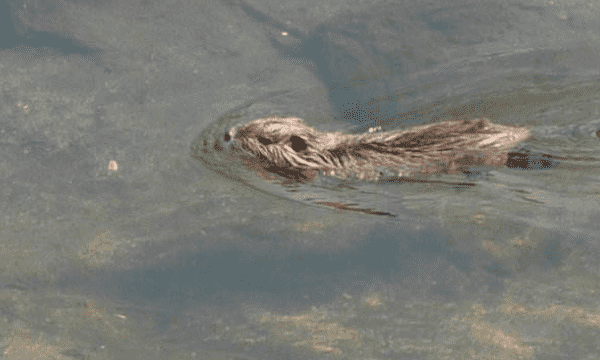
[224,133,231,142]
[289,135,307,152]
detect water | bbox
[3,0,600,358]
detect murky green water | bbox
[2,0,600,358]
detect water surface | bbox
[2,0,600,358]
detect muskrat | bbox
[217,116,532,182]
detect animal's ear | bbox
[289,135,307,152]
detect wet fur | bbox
[227,117,532,181]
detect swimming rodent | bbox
[210,116,532,182]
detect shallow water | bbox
[3,0,600,358]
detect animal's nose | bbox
[199,139,210,154]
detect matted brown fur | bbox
[225,117,532,181]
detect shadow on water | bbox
[223,0,594,126]
[52,210,570,340]
[53,218,479,329]
[0,0,103,61]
